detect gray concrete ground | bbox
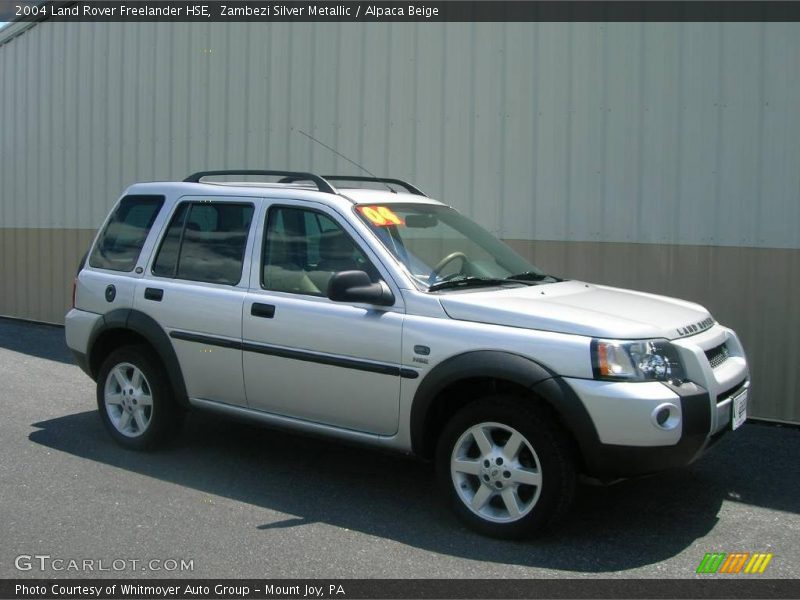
[1,318,798,579]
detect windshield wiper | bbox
[505,271,562,284]
[428,276,525,292]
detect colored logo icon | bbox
[696,552,774,574]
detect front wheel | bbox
[436,396,576,538]
[96,345,182,450]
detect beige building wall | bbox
[1,21,798,422]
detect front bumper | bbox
[566,379,721,478]
[554,324,749,479]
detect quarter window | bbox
[152,201,254,285]
[89,195,164,272]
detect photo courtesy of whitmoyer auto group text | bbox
[0,1,798,599]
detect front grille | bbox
[705,343,730,369]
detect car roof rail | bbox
[279,174,427,197]
[183,170,337,195]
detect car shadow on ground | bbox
[0,318,73,365]
[27,409,799,572]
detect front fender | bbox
[409,350,554,456]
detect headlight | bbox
[591,339,685,383]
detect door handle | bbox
[144,287,164,302]
[251,303,276,318]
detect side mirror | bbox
[327,271,394,307]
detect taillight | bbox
[72,278,77,308]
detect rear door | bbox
[134,196,256,407]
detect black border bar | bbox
[4,1,800,23]
[1,579,798,599]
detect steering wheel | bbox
[428,251,468,284]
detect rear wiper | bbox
[428,276,526,292]
[505,271,563,283]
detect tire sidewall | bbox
[436,396,575,539]
[96,346,175,451]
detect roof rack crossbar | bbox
[183,170,337,194]
[278,174,426,197]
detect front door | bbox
[242,202,404,435]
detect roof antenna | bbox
[297,129,395,192]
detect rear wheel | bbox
[96,346,182,450]
[436,395,576,538]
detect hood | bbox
[439,281,713,340]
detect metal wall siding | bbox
[765,24,800,248]
[1,21,799,422]
[440,24,471,206]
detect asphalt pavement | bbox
[1,317,798,579]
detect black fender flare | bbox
[409,350,600,458]
[87,308,190,408]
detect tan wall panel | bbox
[0,228,95,324]
[507,239,799,423]
[1,230,17,318]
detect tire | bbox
[96,345,182,450]
[436,395,576,539]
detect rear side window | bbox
[152,201,254,285]
[89,195,165,272]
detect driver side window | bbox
[261,206,379,296]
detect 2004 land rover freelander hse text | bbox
[65,170,750,538]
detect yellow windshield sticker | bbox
[358,206,405,226]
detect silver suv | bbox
[65,170,750,538]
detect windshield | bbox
[354,203,554,290]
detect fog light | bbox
[651,403,680,430]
